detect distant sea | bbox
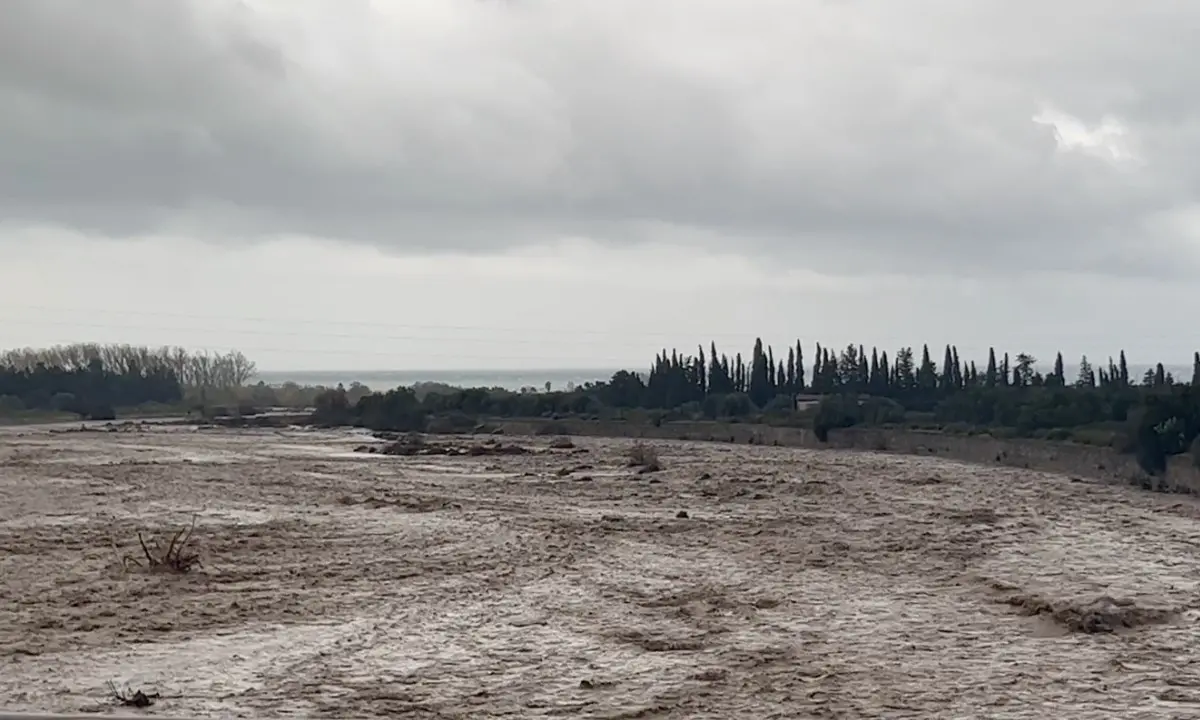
[254,368,625,392]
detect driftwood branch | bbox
[124,515,202,573]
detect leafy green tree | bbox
[1013,353,1036,388]
[1075,355,1096,388]
[838,344,862,391]
[893,347,915,390]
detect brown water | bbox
[2,425,1200,717]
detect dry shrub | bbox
[124,516,202,573]
[626,441,662,472]
[1001,591,1175,634]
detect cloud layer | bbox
[2,0,1199,277]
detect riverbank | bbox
[489,418,1200,494]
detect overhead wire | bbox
[1,303,777,341]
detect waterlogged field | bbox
[2,424,1200,718]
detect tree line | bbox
[0,356,181,419]
[0,344,257,389]
[0,344,257,418]
[314,339,1200,476]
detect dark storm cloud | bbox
[1,0,1198,276]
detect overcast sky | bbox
[1,0,1197,372]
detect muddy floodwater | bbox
[3,425,1200,718]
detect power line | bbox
[0,323,649,365]
[5,307,1190,367]
[0,342,639,366]
[0,316,728,350]
[2,303,776,341]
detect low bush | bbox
[626,442,662,472]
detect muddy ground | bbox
[2,425,1200,718]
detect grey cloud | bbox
[1,0,1198,277]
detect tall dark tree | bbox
[795,341,806,392]
[857,345,869,392]
[985,348,998,388]
[869,348,882,393]
[917,345,937,390]
[766,346,777,394]
[749,339,771,406]
[823,348,840,390]
[785,346,796,395]
[940,346,955,390]
[1050,352,1065,387]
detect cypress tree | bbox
[940,345,954,390]
[766,346,776,394]
[857,345,869,391]
[869,348,881,393]
[918,345,937,390]
[795,341,806,392]
[785,346,796,394]
[749,339,771,406]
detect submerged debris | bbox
[356,433,532,457]
[1000,591,1176,634]
[107,681,160,708]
